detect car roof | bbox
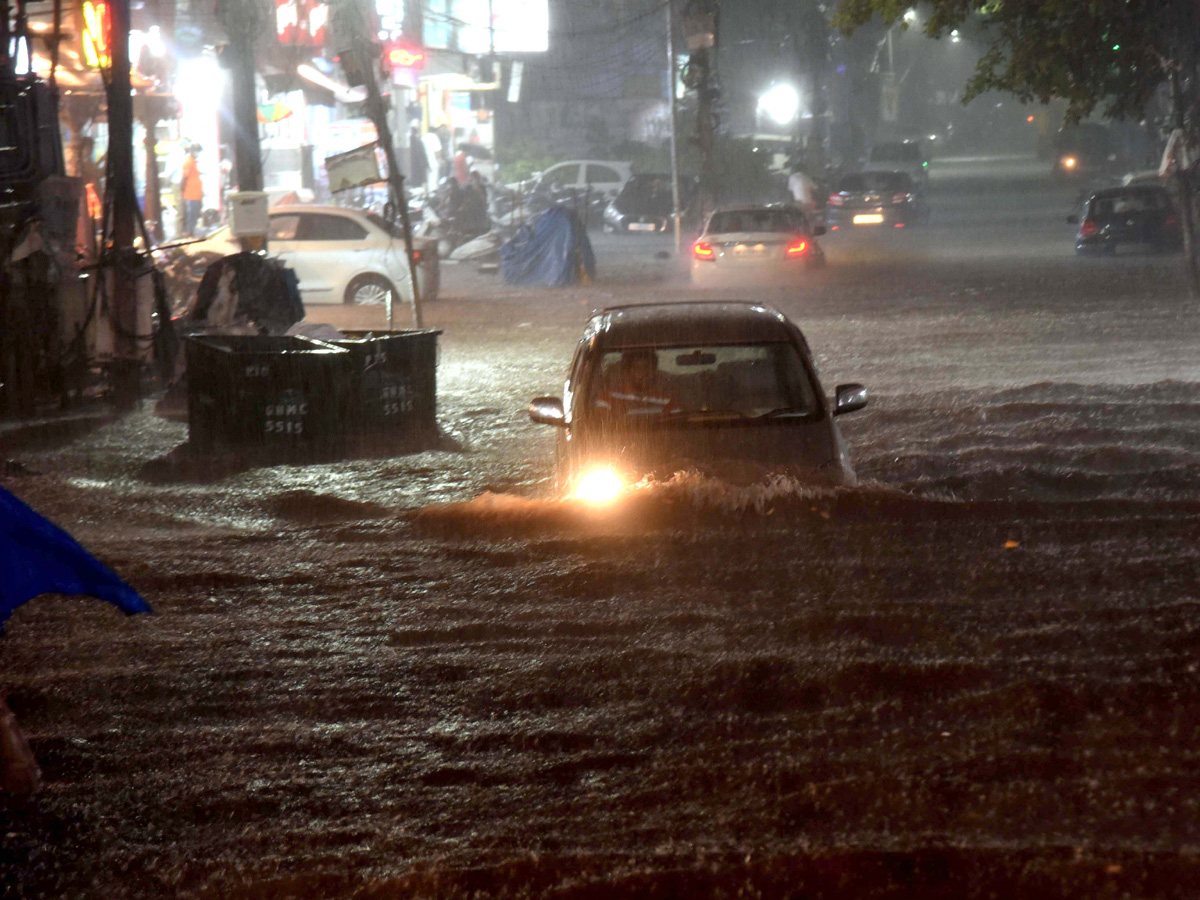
[1089,184,1170,199]
[588,302,799,348]
[708,204,796,215]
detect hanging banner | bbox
[326,143,383,193]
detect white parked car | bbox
[508,160,633,203]
[179,206,419,306]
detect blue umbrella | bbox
[0,486,152,630]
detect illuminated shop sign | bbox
[276,0,328,46]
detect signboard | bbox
[454,0,548,53]
[326,143,383,193]
[276,0,327,46]
[507,60,524,104]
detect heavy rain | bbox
[3,0,1200,897]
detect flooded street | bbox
[4,157,1200,898]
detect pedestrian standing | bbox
[787,162,818,223]
[181,143,204,237]
[409,126,429,193]
[453,146,470,185]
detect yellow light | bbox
[574,468,624,503]
[81,0,111,69]
[852,213,885,225]
[1063,156,1077,169]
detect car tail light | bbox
[892,192,912,204]
[693,240,715,260]
[785,239,808,257]
[828,193,844,207]
[1080,218,1098,238]
[894,222,905,228]
[410,249,422,263]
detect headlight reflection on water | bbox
[572,468,625,504]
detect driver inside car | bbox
[594,348,682,417]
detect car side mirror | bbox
[1066,214,1079,224]
[811,224,826,236]
[833,383,867,416]
[529,396,567,427]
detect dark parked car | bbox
[1068,185,1182,255]
[602,173,699,234]
[528,302,867,500]
[826,171,926,229]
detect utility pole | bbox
[107,0,140,408]
[1169,69,1199,298]
[216,0,264,194]
[358,44,424,328]
[682,2,718,218]
[332,0,423,327]
[666,0,682,252]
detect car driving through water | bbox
[691,206,826,286]
[528,301,867,500]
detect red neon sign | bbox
[387,44,425,69]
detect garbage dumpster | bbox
[333,330,440,443]
[186,334,350,462]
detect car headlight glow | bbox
[574,468,625,503]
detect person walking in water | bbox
[181,143,204,237]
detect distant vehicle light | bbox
[1027,115,1035,123]
[693,240,715,260]
[1062,156,1078,169]
[830,224,838,230]
[574,468,624,503]
[785,239,808,257]
[852,213,884,225]
[894,222,905,228]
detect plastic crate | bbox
[333,330,440,440]
[185,334,350,462]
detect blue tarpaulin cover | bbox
[0,486,152,630]
[499,206,596,286]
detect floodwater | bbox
[3,157,1200,898]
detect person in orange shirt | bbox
[181,143,203,236]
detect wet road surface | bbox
[2,156,1200,898]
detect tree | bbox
[833,0,1200,294]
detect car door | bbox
[583,162,626,201]
[539,163,581,202]
[284,212,372,304]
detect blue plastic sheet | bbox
[0,486,152,630]
[499,206,597,286]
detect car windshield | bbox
[836,172,914,192]
[585,342,818,420]
[706,209,802,234]
[1091,190,1169,215]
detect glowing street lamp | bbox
[758,83,801,126]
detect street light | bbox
[758,83,801,126]
[903,8,918,25]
